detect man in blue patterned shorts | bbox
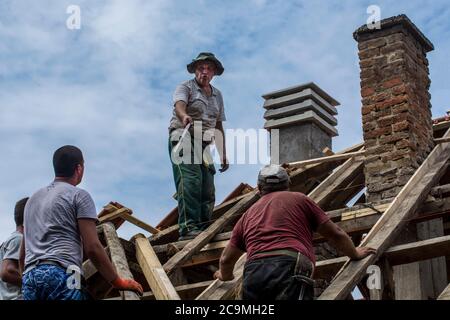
[20,145,143,300]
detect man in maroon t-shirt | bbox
[214,165,376,300]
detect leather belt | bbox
[24,259,65,274]
[253,249,300,260]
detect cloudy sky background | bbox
[1,0,449,242]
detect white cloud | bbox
[1,0,449,243]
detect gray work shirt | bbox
[169,78,226,137]
[0,231,23,300]
[24,181,97,273]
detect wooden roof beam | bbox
[318,128,450,300]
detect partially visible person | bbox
[214,165,376,300]
[0,197,28,300]
[20,145,143,300]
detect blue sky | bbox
[1,0,449,242]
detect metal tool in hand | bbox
[172,122,191,155]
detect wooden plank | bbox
[101,222,140,300]
[315,214,382,242]
[154,233,232,255]
[142,280,213,300]
[326,172,365,210]
[314,257,347,279]
[433,120,450,133]
[326,201,389,221]
[174,240,229,268]
[98,207,130,223]
[163,191,260,275]
[308,157,364,209]
[431,183,450,196]
[180,247,224,268]
[415,218,447,299]
[323,147,334,156]
[368,258,395,300]
[435,137,450,144]
[315,235,450,279]
[156,183,254,230]
[308,157,355,202]
[149,194,253,246]
[153,201,427,257]
[385,235,450,265]
[97,202,131,230]
[166,218,448,269]
[437,283,450,300]
[133,233,180,300]
[82,259,98,280]
[315,196,450,243]
[287,151,365,169]
[106,280,214,300]
[211,193,250,220]
[288,143,364,193]
[339,192,450,223]
[318,128,450,300]
[82,246,109,280]
[120,213,159,234]
[196,254,247,300]
[149,224,179,246]
[341,204,390,221]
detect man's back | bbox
[24,181,97,272]
[0,231,22,300]
[230,191,329,264]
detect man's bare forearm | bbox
[175,101,188,121]
[327,229,359,259]
[219,260,235,280]
[0,264,22,286]
[85,242,118,283]
[18,238,25,274]
[215,122,227,161]
[217,244,244,281]
[318,220,376,261]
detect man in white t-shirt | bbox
[20,145,143,300]
[0,197,28,300]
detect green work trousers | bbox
[168,138,216,236]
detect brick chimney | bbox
[262,82,339,164]
[354,14,434,203]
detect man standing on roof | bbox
[214,165,376,300]
[0,197,28,300]
[169,52,229,241]
[20,145,143,300]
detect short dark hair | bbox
[258,180,289,196]
[14,197,29,227]
[53,145,84,177]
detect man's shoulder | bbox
[268,191,310,206]
[71,186,94,202]
[271,191,305,199]
[1,232,22,251]
[30,182,91,203]
[211,85,222,97]
[178,79,196,88]
[54,182,89,196]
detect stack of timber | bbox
[84,120,450,300]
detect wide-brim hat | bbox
[187,52,224,76]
